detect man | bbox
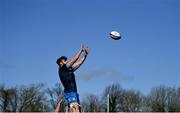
[56,45,90,113]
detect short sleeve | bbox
[65,63,76,72]
[66,63,70,68]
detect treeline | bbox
[0,83,180,112]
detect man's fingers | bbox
[86,47,90,53]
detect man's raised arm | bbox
[67,45,84,67]
[72,47,90,71]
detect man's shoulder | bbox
[59,64,66,69]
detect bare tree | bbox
[166,86,180,111]
[82,94,101,112]
[146,85,180,112]
[102,83,124,112]
[0,85,16,112]
[18,83,50,112]
[101,83,143,112]
[46,83,65,112]
[1,83,180,112]
[117,90,142,112]
[0,83,50,112]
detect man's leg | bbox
[65,92,81,113]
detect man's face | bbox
[60,59,67,66]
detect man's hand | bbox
[85,47,90,54]
[71,46,90,71]
[67,45,84,67]
[80,44,84,52]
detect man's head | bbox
[56,56,68,67]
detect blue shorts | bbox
[64,92,80,105]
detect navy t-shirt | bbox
[59,64,77,93]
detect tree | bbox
[118,90,142,112]
[17,83,49,112]
[1,83,180,112]
[102,83,124,112]
[82,94,101,112]
[102,83,143,112]
[46,83,65,112]
[0,83,50,112]
[146,85,180,112]
[0,85,17,112]
[166,86,180,111]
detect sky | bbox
[0,0,180,98]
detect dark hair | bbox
[56,56,67,66]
